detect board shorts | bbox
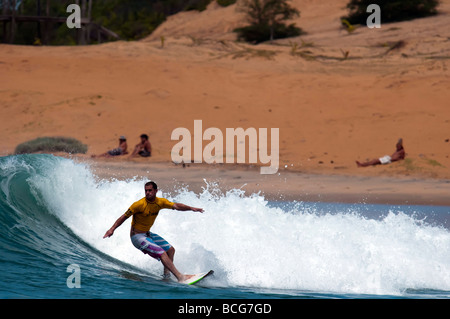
[138,150,151,157]
[379,155,392,164]
[131,232,171,260]
[108,148,123,156]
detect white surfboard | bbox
[183,270,214,285]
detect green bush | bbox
[15,137,88,155]
[217,0,237,7]
[4,0,216,45]
[235,23,301,44]
[344,0,440,25]
[235,0,302,43]
[184,0,213,11]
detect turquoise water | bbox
[1,154,450,299]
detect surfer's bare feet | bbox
[180,274,195,283]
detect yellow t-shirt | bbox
[124,197,174,232]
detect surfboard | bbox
[183,270,214,285]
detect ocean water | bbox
[1,154,450,299]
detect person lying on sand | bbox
[130,134,152,158]
[92,136,128,158]
[356,138,405,167]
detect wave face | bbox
[1,154,450,298]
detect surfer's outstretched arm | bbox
[103,214,128,238]
[172,203,204,213]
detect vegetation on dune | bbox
[2,0,442,46]
[15,137,88,155]
[1,0,214,45]
[234,0,302,44]
[217,0,237,7]
[343,0,440,25]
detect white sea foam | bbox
[30,156,450,295]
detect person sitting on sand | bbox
[356,138,405,167]
[130,134,152,157]
[92,136,128,158]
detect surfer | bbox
[103,181,204,283]
[356,138,405,167]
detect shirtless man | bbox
[356,138,405,167]
[103,181,203,283]
[130,134,152,157]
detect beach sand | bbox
[1,0,450,205]
[83,157,450,206]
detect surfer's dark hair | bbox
[145,181,157,190]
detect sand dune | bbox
[1,0,450,184]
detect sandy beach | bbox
[81,157,449,206]
[1,0,450,206]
